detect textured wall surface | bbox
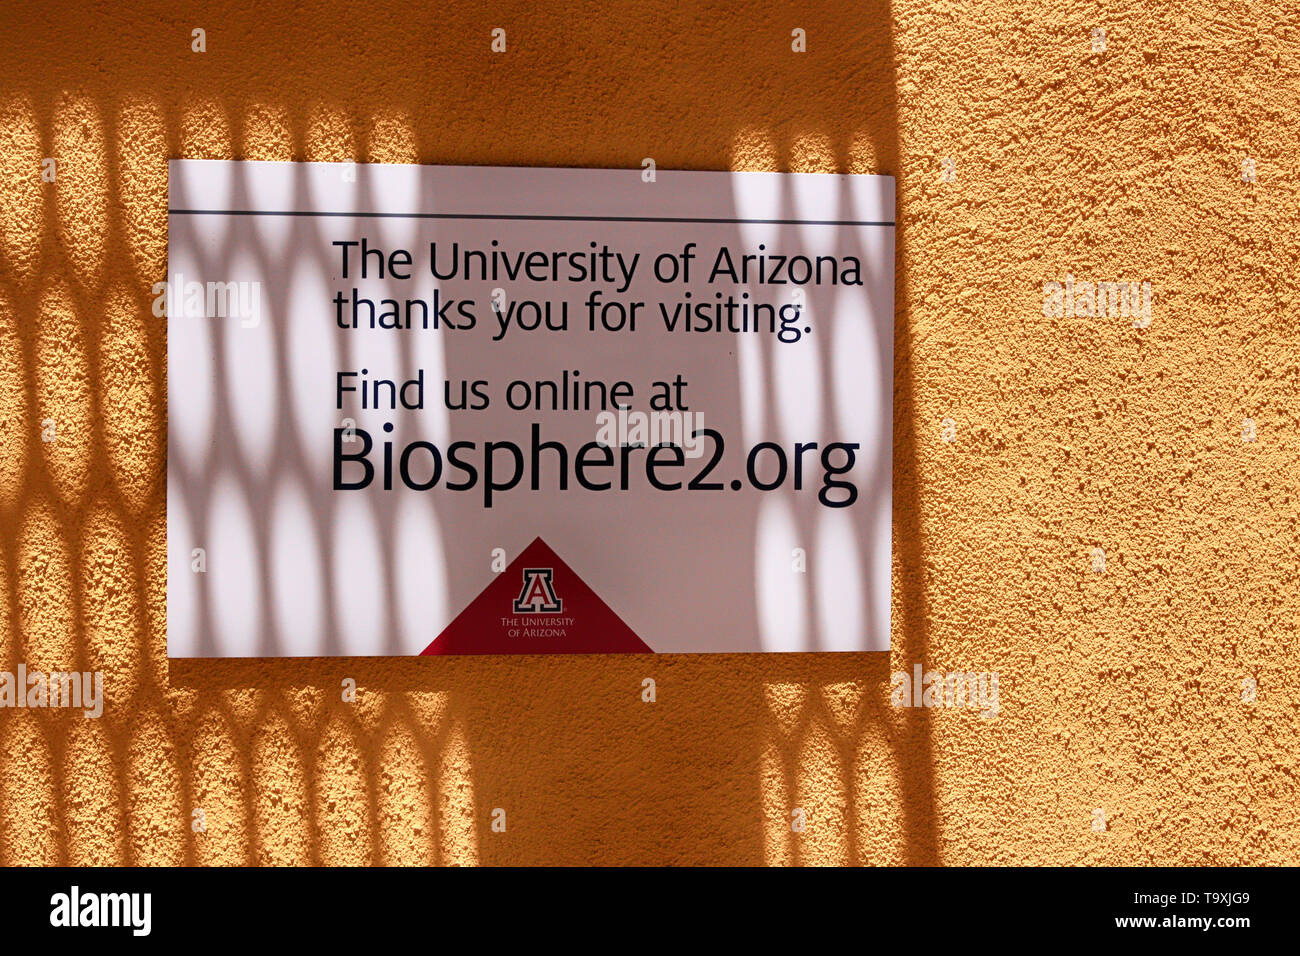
[0,0,1296,865]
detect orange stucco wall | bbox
[0,0,1296,865]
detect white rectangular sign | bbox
[167,160,893,656]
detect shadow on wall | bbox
[0,0,940,865]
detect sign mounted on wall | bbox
[166,160,894,656]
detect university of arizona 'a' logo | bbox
[513,568,563,614]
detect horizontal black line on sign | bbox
[167,209,895,227]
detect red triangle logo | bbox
[420,537,653,655]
